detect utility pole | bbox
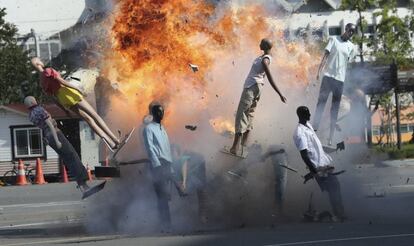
[30,28,39,57]
[392,61,401,150]
[395,90,402,150]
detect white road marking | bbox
[389,184,414,188]
[1,235,121,246]
[0,201,82,209]
[0,218,82,229]
[264,233,414,246]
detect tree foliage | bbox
[341,0,414,67]
[0,8,44,105]
[341,1,414,144]
[371,0,413,67]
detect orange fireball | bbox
[101,0,322,136]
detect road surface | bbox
[0,162,413,246]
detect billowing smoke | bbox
[81,0,408,233]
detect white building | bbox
[0,104,99,178]
[17,33,62,63]
[275,0,413,62]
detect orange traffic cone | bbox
[61,163,69,183]
[86,165,93,181]
[16,159,28,186]
[34,158,47,184]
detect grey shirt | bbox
[243,54,272,89]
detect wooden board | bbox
[220,146,248,159]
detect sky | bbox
[0,0,85,37]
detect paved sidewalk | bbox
[381,159,414,167]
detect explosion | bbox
[209,116,235,136]
[102,0,322,135]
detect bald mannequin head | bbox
[260,38,273,51]
[24,96,38,108]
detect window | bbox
[372,126,381,136]
[400,124,409,133]
[329,26,341,36]
[50,43,60,58]
[27,44,36,57]
[365,25,375,34]
[39,43,50,62]
[12,127,44,158]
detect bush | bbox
[375,144,414,159]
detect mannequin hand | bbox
[56,140,62,149]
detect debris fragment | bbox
[279,164,298,173]
[226,170,248,184]
[336,141,345,151]
[366,191,385,198]
[227,170,242,179]
[185,125,197,131]
[189,63,199,72]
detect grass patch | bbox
[374,143,414,159]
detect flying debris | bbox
[279,164,298,173]
[189,63,199,72]
[185,125,197,131]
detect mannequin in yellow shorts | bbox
[31,57,120,151]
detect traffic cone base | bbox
[61,163,69,183]
[16,159,28,186]
[34,158,47,185]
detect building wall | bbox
[371,107,414,144]
[0,108,59,176]
[79,120,100,167]
[0,108,100,176]
[19,37,62,63]
[285,7,414,61]
[289,7,412,31]
[372,130,413,144]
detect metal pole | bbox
[367,103,372,146]
[30,28,39,57]
[395,90,402,150]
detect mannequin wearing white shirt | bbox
[294,106,346,221]
[314,23,356,145]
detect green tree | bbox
[371,0,413,67]
[342,1,414,147]
[357,1,414,145]
[0,8,43,104]
[341,0,377,63]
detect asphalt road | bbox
[0,162,413,246]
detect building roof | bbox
[324,0,341,9]
[275,0,341,13]
[0,104,78,120]
[275,0,307,13]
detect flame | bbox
[101,0,322,135]
[209,117,235,136]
